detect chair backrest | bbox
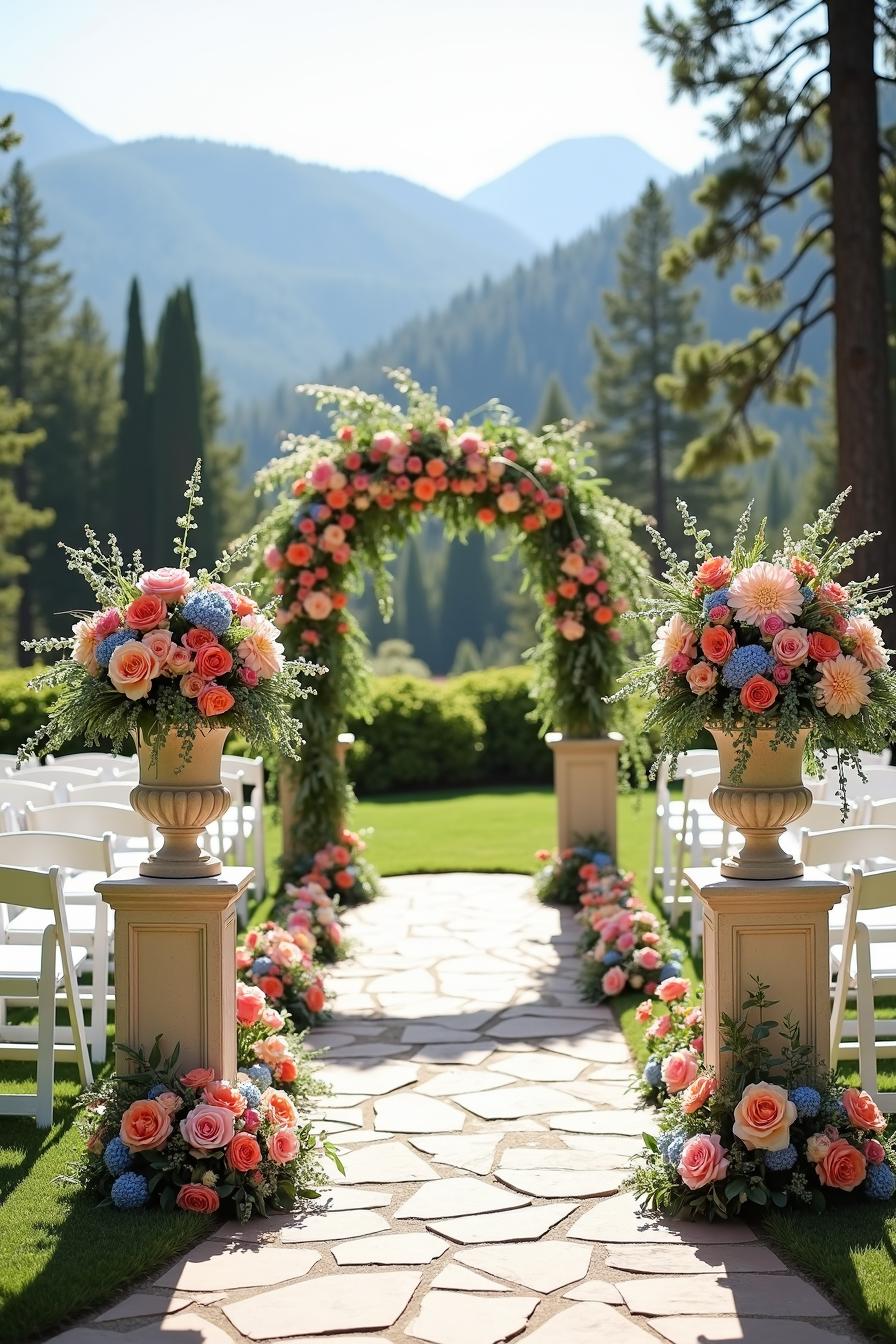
[0,779,57,810]
[66,780,136,806]
[46,752,134,774]
[796,799,856,835]
[800,824,896,873]
[0,802,17,833]
[24,800,152,841]
[847,865,896,914]
[0,862,60,912]
[221,754,264,793]
[867,798,896,828]
[12,766,103,787]
[851,766,896,806]
[0,830,114,876]
[683,767,720,804]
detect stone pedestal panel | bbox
[548,734,621,855]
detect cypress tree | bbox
[533,374,574,431]
[114,278,152,557]
[437,532,496,674]
[0,160,70,655]
[151,285,204,556]
[0,389,51,661]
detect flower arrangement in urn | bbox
[632,981,895,1217]
[614,494,896,876]
[19,462,320,769]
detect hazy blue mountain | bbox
[14,133,534,401]
[0,86,111,164]
[464,136,678,248]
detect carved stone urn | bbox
[131,726,231,878]
[708,726,812,880]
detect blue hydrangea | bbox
[602,950,623,966]
[764,1144,798,1171]
[642,1057,662,1087]
[592,851,612,866]
[309,503,329,521]
[238,1080,262,1108]
[246,1063,272,1089]
[252,956,275,978]
[111,1171,149,1209]
[832,1102,849,1127]
[790,1086,821,1120]
[182,589,233,637]
[865,1163,896,1201]
[658,964,680,981]
[800,586,814,604]
[103,1136,133,1177]
[721,644,774,688]
[146,1083,168,1100]
[96,628,135,667]
[702,588,731,615]
[662,1129,687,1167]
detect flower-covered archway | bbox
[255,372,652,896]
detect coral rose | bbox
[203,1080,247,1115]
[179,1103,236,1150]
[198,684,235,717]
[816,1138,867,1191]
[305,983,326,1013]
[681,1074,718,1114]
[686,661,719,696]
[694,556,732,594]
[124,594,168,631]
[138,567,191,601]
[235,982,267,1027]
[254,1036,290,1066]
[700,625,735,664]
[262,1087,300,1129]
[268,1127,300,1164]
[120,1098,173,1151]
[227,1133,262,1171]
[108,640,161,700]
[732,1081,796,1151]
[176,1183,220,1213]
[677,1133,729,1190]
[277,1056,299,1083]
[180,1066,216,1090]
[195,643,234,679]
[656,976,690,1003]
[771,627,810,667]
[739,675,778,713]
[661,1049,700,1093]
[183,626,217,651]
[808,631,841,663]
[841,1088,887,1133]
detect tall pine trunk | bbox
[828,0,896,640]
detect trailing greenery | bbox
[253,372,653,868]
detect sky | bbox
[0,0,711,198]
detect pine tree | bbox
[533,374,574,431]
[646,0,896,632]
[32,301,121,633]
[437,533,497,674]
[0,390,51,661]
[114,278,153,557]
[151,285,204,556]
[591,181,703,543]
[397,534,436,669]
[202,374,253,558]
[0,160,70,655]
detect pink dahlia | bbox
[652,613,697,668]
[844,615,888,672]
[814,654,871,718]
[727,562,804,628]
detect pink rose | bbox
[657,976,690,1003]
[93,609,122,640]
[686,661,719,696]
[865,1139,886,1164]
[239,665,260,687]
[268,1127,300,1164]
[166,644,194,675]
[771,627,810,667]
[143,629,173,663]
[263,545,283,570]
[669,652,694,674]
[108,640,161,700]
[120,1099,173,1151]
[635,946,661,971]
[309,458,336,489]
[303,591,333,621]
[708,604,733,626]
[601,965,628,996]
[138,567,192,602]
[647,1014,671,1040]
[661,1049,699,1094]
[761,614,786,637]
[179,1103,236,1151]
[616,931,635,952]
[180,672,208,699]
[180,1066,216,1090]
[677,1133,729,1190]
[635,1000,653,1024]
[841,1087,887,1133]
[681,1074,718,1114]
[772,663,792,685]
[235,981,267,1027]
[261,1006,286,1031]
[806,1132,832,1163]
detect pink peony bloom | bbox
[138,567,192,602]
[728,561,804,627]
[814,654,871,718]
[677,1133,729,1190]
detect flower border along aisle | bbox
[253,371,653,893]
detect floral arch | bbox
[254,372,652,896]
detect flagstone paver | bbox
[55,873,857,1344]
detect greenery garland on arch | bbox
[253,372,653,894]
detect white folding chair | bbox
[47,752,135,778]
[855,920,896,1112]
[12,766,103,796]
[0,863,92,1126]
[829,866,896,1068]
[0,832,115,1064]
[221,753,266,899]
[782,798,856,860]
[821,751,895,803]
[671,768,725,936]
[66,780,136,806]
[648,751,718,906]
[24,800,154,872]
[0,779,57,829]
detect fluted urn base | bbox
[132,727,231,878]
[708,726,811,881]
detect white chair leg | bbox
[854,925,878,1098]
[36,929,56,1128]
[57,930,93,1090]
[253,786,266,902]
[90,908,109,1065]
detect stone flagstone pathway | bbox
[54,874,862,1344]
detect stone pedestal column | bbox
[96,867,253,1078]
[547,732,622,855]
[685,865,845,1076]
